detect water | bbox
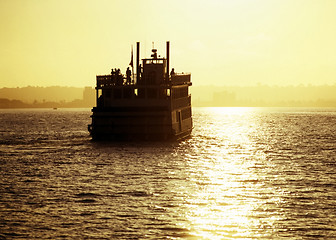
[0,107,335,239]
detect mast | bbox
[136,42,140,84]
[166,41,170,82]
[130,44,134,84]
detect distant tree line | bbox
[0,86,95,108]
[1,85,336,108]
[191,84,336,107]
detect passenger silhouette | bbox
[126,67,131,84]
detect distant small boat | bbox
[88,41,192,141]
[53,108,57,110]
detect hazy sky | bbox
[1,0,336,87]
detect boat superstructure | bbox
[88,41,192,140]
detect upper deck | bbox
[96,41,191,89]
[96,72,191,89]
[93,41,191,108]
[171,73,192,86]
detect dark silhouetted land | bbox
[1,84,336,108]
[191,84,336,107]
[0,86,95,108]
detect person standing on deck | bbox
[126,67,131,85]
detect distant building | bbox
[83,87,95,106]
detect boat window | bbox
[138,88,145,98]
[182,107,192,120]
[148,71,156,85]
[97,89,102,98]
[147,89,158,99]
[113,89,122,99]
[123,88,133,99]
[105,90,111,98]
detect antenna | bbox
[136,42,140,83]
[151,41,158,59]
[166,41,170,82]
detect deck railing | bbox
[172,96,191,109]
[97,73,191,88]
[171,74,191,85]
[96,75,136,88]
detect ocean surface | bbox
[0,107,335,239]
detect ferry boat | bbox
[88,41,192,141]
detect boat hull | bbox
[88,106,192,141]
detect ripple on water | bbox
[0,108,336,239]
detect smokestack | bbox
[136,42,140,83]
[166,41,170,82]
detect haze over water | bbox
[1,107,335,239]
[2,0,336,88]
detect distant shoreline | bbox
[1,85,336,108]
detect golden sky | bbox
[1,0,336,87]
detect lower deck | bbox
[89,105,192,141]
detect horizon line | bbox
[1,83,336,89]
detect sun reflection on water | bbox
[181,107,276,239]
[1,108,335,239]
